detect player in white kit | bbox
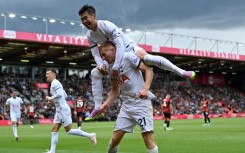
[99,41,158,153]
[78,5,196,121]
[44,68,97,153]
[4,90,24,141]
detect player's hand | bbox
[110,69,119,81]
[138,88,149,99]
[98,65,108,76]
[45,96,49,101]
[4,112,7,116]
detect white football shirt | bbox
[87,20,136,70]
[49,79,69,110]
[6,97,23,115]
[109,52,154,107]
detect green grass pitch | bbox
[0,118,244,153]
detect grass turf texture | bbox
[0,118,244,153]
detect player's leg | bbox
[142,132,158,153]
[107,130,125,153]
[64,124,97,146]
[10,113,19,140]
[77,113,81,129]
[134,99,157,152]
[135,49,196,79]
[202,112,208,126]
[45,112,62,153]
[207,112,211,126]
[85,67,105,121]
[163,114,167,130]
[12,121,18,140]
[109,112,136,153]
[30,115,34,128]
[45,123,62,153]
[165,113,173,130]
[62,109,97,146]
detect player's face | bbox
[99,46,116,64]
[46,71,54,82]
[80,11,96,31]
[12,92,17,98]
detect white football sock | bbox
[144,54,184,76]
[91,68,104,109]
[50,132,58,152]
[147,145,158,153]
[12,124,17,137]
[67,129,91,138]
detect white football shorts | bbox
[10,113,20,122]
[114,98,154,133]
[53,107,72,127]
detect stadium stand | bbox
[0,73,244,122]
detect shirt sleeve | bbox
[105,21,125,71]
[49,81,63,100]
[6,99,10,105]
[88,37,104,68]
[125,53,141,69]
[19,98,24,104]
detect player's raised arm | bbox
[111,36,124,71]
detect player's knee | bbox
[91,68,103,78]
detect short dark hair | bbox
[78,5,96,15]
[46,68,57,75]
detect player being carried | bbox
[78,5,196,121]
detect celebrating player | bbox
[161,94,173,130]
[4,90,24,141]
[78,4,196,121]
[44,68,97,153]
[100,41,158,153]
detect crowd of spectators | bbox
[0,74,244,121]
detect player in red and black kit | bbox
[74,96,85,129]
[201,98,211,126]
[28,103,35,128]
[161,94,173,130]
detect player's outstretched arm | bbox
[101,79,119,112]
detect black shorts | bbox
[163,113,171,119]
[76,112,84,118]
[203,111,209,117]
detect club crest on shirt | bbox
[119,66,124,72]
[117,75,130,85]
